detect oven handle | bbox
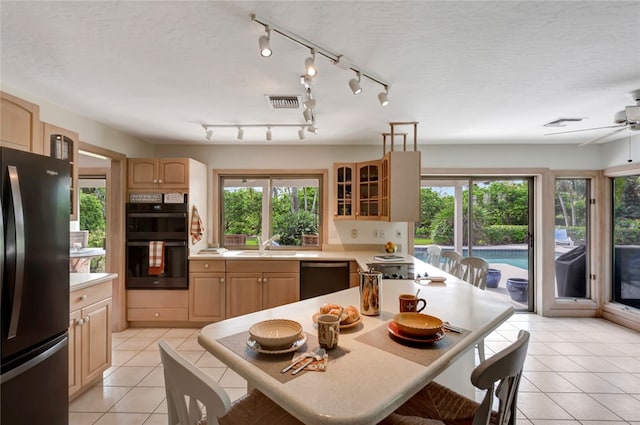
[127,241,187,247]
[126,212,187,218]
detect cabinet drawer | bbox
[226,260,299,273]
[190,260,225,273]
[127,290,188,308]
[127,308,188,321]
[70,281,112,312]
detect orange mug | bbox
[399,294,427,313]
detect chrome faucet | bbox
[258,234,280,252]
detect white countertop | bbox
[198,264,514,425]
[70,272,118,291]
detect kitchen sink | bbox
[232,250,298,257]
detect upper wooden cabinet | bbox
[42,122,79,220]
[379,151,421,222]
[128,158,189,189]
[0,91,43,154]
[334,160,381,220]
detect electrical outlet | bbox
[380,229,385,239]
[351,229,357,239]
[373,229,379,239]
[396,229,401,238]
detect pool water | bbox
[414,247,529,269]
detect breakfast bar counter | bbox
[198,265,514,425]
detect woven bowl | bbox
[392,313,443,337]
[249,319,302,349]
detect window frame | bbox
[212,169,328,250]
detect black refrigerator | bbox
[1,147,70,425]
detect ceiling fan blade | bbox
[579,127,628,146]
[544,124,625,136]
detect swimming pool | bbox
[414,247,529,269]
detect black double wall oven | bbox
[126,199,189,289]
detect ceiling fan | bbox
[545,89,640,146]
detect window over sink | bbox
[217,172,324,249]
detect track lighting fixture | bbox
[202,123,313,142]
[251,13,390,108]
[304,49,318,78]
[349,71,362,95]
[303,108,313,124]
[308,125,318,134]
[258,26,272,57]
[303,98,316,110]
[378,85,390,107]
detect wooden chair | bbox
[380,330,530,425]
[425,245,442,267]
[158,340,303,425]
[440,251,463,278]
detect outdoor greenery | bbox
[613,175,640,244]
[80,188,106,272]
[223,184,319,246]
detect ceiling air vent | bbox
[543,117,586,127]
[265,95,302,109]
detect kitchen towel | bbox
[190,205,204,244]
[148,241,165,275]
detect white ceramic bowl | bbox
[392,313,443,337]
[249,319,302,349]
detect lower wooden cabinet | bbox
[349,261,361,288]
[127,290,189,321]
[189,260,226,322]
[225,261,299,318]
[69,281,112,400]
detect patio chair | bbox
[554,229,574,246]
[425,245,442,267]
[380,330,530,425]
[158,340,303,425]
[440,251,463,278]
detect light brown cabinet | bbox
[334,160,381,220]
[42,122,79,220]
[189,260,226,322]
[225,261,299,318]
[379,151,421,222]
[349,261,361,288]
[0,91,43,154]
[128,158,189,189]
[69,280,112,400]
[127,290,189,322]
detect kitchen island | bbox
[198,264,513,425]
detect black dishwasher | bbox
[300,261,350,300]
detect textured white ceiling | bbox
[2,1,639,146]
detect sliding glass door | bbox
[417,177,534,311]
[612,175,640,308]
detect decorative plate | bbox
[427,276,447,282]
[387,321,446,345]
[246,334,307,354]
[312,312,363,329]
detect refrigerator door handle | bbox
[7,165,26,339]
[0,336,67,384]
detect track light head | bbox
[298,127,306,140]
[307,124,318,134]
[349,72,362,95]
[237,128,244,140]
[303,108,313,124]
[205,128,213,140]
[305,49,317,77]
[259,27,272,57]
[266,127,272,141]
[378,86,389,107]
[303,98,316,110]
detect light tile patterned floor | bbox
[69,315,640,425]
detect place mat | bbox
[217,331,350,384]
[354,322,470,367]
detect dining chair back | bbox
[460,256,489,290]
[159,340,304,425]
[425,245,442,267]
[382,330,531,425]
[440,251,463,278]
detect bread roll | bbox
[320,303,341,314]
[343,305,360,324]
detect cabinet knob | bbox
[220,278,225,283]
[257,278,262,283]
[263,278,268,283]
[84,316,90,323]
[80,294,87,301]
[204,263,209,269]
[153,179,158,183]
[158,180,163,184]
[154,312,160,317]
[77,318,84,326]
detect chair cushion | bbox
[391,381,498,425]
[379,413,444,425]
[218,389,304,425]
